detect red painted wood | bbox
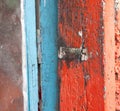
[58,1,104,111]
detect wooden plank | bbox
[58,1,105,111]
[40,0,59,111]
[24,0,38,111]
[103,0,115,111]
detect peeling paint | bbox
[115,0,120,110]
[44,0,46,7]
[78,30,83,38]
[81,48,88,61]
[115,0,120,11]
[84,73,90,86]
[58,0,104,110]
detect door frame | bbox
[24,0,38,111]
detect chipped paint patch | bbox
[81,48,88,61]
[78,30,83,38]
[44,0,46,7]
[84,73,91,86]
[115,0,120,11]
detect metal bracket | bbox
[58,46,88,61]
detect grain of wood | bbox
[58,1,104,111]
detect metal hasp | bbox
[58,47,88,61]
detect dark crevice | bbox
[35,0,41,111]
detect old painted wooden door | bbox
[40,0,116,111]
[0,0,117,111]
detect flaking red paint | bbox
[58,0,104,111]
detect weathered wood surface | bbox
[103,0,115,111]
[40,1,59,111]
[58,1,104,111]
[24,0,39,111]
[0,0,23,110]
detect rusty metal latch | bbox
[37,29,41,64]
[58,47,88,61]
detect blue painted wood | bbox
[40,0,58,111]
[24,0,38,111]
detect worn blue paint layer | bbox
[24,0,38,111]
[40,0,58,111]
